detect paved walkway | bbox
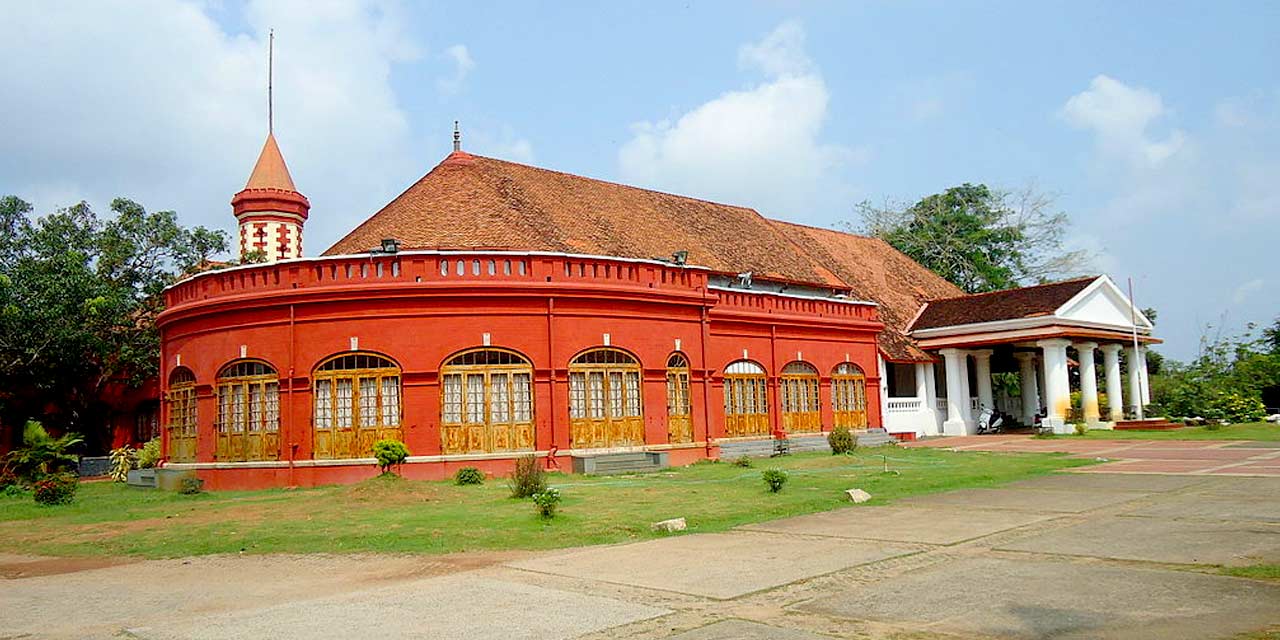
[905,434,1280,476]
[3,464,1279,638]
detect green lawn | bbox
[0,448,1092,559]
[1079,421,1280,441]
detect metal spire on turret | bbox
[268,29,274,134]
[453,120,461,152]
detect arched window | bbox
[215,360,279,461]
[666,353,692,444]
[166,367,197,462]
[723,360,769,437]
[440,349,535,454]
[832,363,868,429]
[313,353,401,459]
[780,361,821,433]
[568,348,643,448]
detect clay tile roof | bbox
[910,276,1099,331]
[323,152,844,286]
[244,133,297,191]
[769,220,964,361]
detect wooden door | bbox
[667,368,692,443]
[833,365,868,429]
[166,383,197,462]
[568,349,644,449]
[440,351,536,455]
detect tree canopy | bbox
[855,183,1090,293]
[0,196,226,451]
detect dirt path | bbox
[3,471,1278,639]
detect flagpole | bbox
[1128,277,1144,421]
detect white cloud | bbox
[737,19,812,77]
[618,21,860,217]
[1061,75,1187,168]
[0,0,424,253]
[1232,278,1266,304]
[437,44,475,95]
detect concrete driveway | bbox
[3,471,1279,639]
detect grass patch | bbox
[1220,564,1280,582]
[0,448,1093,559]
[1078,422,1279,441]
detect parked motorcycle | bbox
[977,405,1004,434]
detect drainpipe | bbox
[287,303,296,487]
[770,323,781,437]
[700,299,713,457]
[546,296,558,469]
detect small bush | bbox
[136,438,162,469]
[372,440,410,475]
[1205,422,1222,431]
[2,483,28,498]
[733,455,753,468]
[828,426,856,454]
[761,468,788,493]
[454,466,485,485]
[1073,423,1088,436]
[33,473,77,506]
[109,446,136,482]
[178,477,204,495]
[508,454,546,498]
[531,487,562,518]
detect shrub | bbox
[733,455,753,468]
[178,477,204,495]
[454,466,485,485]
[761,468,788,493]
[508,454,546,498]
[1205,422,1222,431]
[828,426,856,454]
[4,421,83,482]
[109,446,136,482]
[372,440,410,475]
[1073,423,1088,436]
[531,487,562,518]
[32,473,77,506]
[136,438,162,469]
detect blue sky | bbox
[1,1,1277,360]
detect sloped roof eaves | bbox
[910,277,1099,331]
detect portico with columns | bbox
[903,276,1158,435]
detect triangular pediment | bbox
[1055,276,1151,330]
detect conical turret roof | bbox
[244,133,297,191]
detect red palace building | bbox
[156,129,1158,490]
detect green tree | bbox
[855,183,1089,293]
[0,196,227,451]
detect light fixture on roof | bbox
[737,271,753,289]
[672,250,688,265]
[379,238,401,254]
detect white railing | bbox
[887,399,924,413]
[935,398,948,411]
[970,397,980,412]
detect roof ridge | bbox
[928,275,1100,303]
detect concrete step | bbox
[571,451,669,475]
[856,428,897,448]
[1114,419,1182,431]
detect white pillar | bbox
[1015,352,1040,424]
[1075,342,1100,426]
[940,348,972,435]
[1137,346,1151,406]
[913,362,931,436]
[1128,344,1143,418]
[972,350,994,414]
[1038,339,1072,433]
[923,361,940,435]
[1101,344,1124,422]
[1036,356,1048,413]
